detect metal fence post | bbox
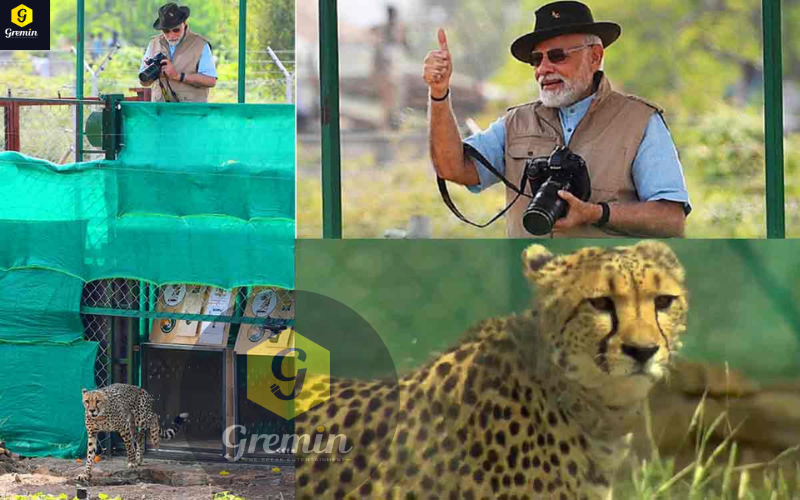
[238,0,247,104]
[102,94,124,160]
[76,0,85,162]
[319,0,343,239]
[762,0,786,238]
[3,102,20,151]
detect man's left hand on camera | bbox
[552,190,602,232]
[160,59,180,80]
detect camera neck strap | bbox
[436,143,532,228]
[157,77,181,103]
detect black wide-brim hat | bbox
[511,1,621,65]
[153,2,190,30]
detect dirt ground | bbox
[0,456,295,500]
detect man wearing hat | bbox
[139,2,217,102]
[423,1,690,238]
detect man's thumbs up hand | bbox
[423,27,453,99]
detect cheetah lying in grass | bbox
[294,241,688,500]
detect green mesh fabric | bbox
[0,102,296,289]
[0,270,85,343]
[0,103,295,457]
[0,341,98,458]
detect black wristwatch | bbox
[594,202,610,228]
[179,72,186,82]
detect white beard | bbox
[168,39,180,47]
[538,62,594,108]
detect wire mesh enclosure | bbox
[0,97,108,163]
[79,279,295,459]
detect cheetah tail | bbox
[160,412,189,440]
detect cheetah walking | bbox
[78,384,188,482]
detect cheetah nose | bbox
[621,344,659,364]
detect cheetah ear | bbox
[522,244,555,281]
[82,388,88,395]
[634,241,685,282]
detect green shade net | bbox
[0,102,296,457]
[0,102,295,289]
[0,341,98,458]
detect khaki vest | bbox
[502,73,661,238]
[143,28,212,103]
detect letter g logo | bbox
[11,5,33,28]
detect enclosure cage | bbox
[80,279,296,460]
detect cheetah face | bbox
[523,241,688,397]
[82,388,108,418]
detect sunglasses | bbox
[530,43,595,67]
[162,26,182,34]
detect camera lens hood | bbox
[522,207,555,236]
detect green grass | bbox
[616,392,800,499]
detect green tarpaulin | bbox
[0,102,295,457]
[0,341,98,458]
[0,103,295,289]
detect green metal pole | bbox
[319,0,343,238]
[76,0,85,161]
[238,0,247,103]
[762,0,785,238]
[138,280,146,386]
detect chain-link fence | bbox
[80,280,295,388]
[0,99,107,163]
[79,279,294,457]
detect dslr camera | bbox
[522,146,592,235]
[139,52,168,82]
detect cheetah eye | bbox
[655,295,677,311]
[588,297,615,312]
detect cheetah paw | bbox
[76,473,91,482]
[127,462,138,469]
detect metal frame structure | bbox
[81,282,293,458]
[69,0,252,161]
[318,0,788,239]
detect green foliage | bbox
[616,397,800,499]
[673,107,766,183]
[490,0,761,113]
[299,103,800,239]
[213,493,245,500]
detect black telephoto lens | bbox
[522,179,571,235]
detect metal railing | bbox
[0,93,138,163]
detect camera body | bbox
[139,52,168,82]
[522,146,592,235]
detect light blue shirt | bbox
[140,38,217,78]
[463,93,692,213]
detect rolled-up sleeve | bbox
[462,116,507,193]
[632,113,692,214]
[197,43,217,78]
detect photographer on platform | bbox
[423,1,690,238]
[139,3,217,103]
